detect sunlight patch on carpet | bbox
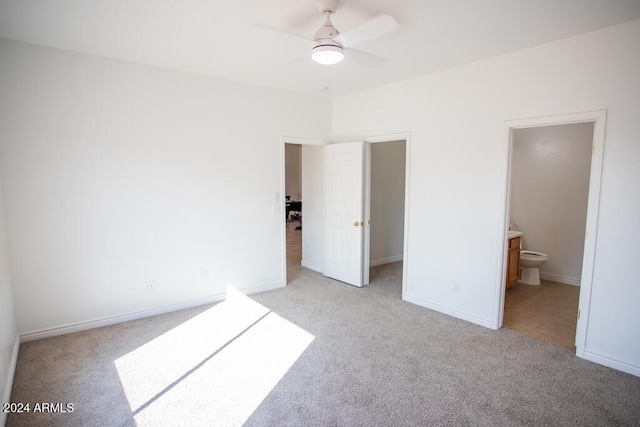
[114,286,315,425]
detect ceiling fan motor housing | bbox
[317,0,339,14]
[313,20,341,45]
[314,0,341,48]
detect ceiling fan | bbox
[266,0,400,67]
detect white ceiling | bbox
[1,0,640,97]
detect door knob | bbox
[353,221,360,227]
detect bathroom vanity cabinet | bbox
[506,235,521,288]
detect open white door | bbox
[324,141,365,287]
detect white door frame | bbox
[365,132,411,298]
[280,137,327,288]
[498,110,607,357]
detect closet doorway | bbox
[365,139,407,293]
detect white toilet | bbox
[519,250,550,285]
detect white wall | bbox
[0,38,331,336]
[0,176,18,425]
[333,20,640,375]
[370,140,405,265]
[510,123,593,285]
[285,144,302,201]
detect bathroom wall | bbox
[510,123,594,285]
[285,144,302,201]
[370,140,406,266]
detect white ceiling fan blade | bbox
[254,23,313,44]
[345,48,387,68]
[280,54,313,68]
[333,14,399,48]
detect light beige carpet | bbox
[7,262,640,426]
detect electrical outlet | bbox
[453,282,461,294]
[201,271,209,281]
[147,280,156,292]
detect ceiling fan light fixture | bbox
[312,44,344,65]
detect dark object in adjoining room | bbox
[286,201,302,222]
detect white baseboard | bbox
[20,294,225,342]
[1,335,20,426]
[238,281,285,296]
[582,350,640,377]
[539,272,580,286]
[20,281,285,343]
[301,259,323,273]
[370,255,403,267]
[403,293,493,329]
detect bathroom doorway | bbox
[500,111,606,356]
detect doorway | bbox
[280,137,326,287]
[284,143,303,279]
[505,122,593,349]
[366,139,407,293]
[364,133,411,297]
[499,111,607,357]
[322,138,409,290]
[280,133,411,300]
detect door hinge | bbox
[592,143,596,154]
[585,228,589,238]
[577,309,581,320]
